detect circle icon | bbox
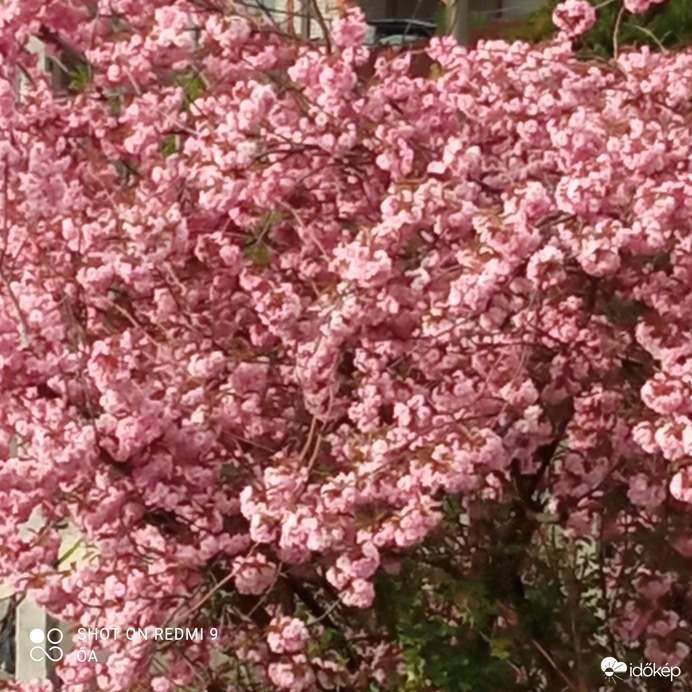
[46,628,63,644]
[29,629,45,644]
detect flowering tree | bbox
[1,0,692,690]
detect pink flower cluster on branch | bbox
[623,0,668,13]
[552,0,597,38]
[0,0,691,689]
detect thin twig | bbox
[612,5,625,60]
[305,594,342,625]
[631,24,667,53]
[532,638,576,691]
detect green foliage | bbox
[374,558,512,691]
[469,12,492,32]
[435,6,447,35]
[68,64,92,93]
[242,243,271,266]
[159,134,179,157]
[503,0,692,57]
[502,0,561,44]
[171,69,206,111]
[369,496,635,691]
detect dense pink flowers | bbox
[0,0,691,690]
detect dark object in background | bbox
[366,19,437,46]
[0,600,16,676]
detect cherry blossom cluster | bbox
[0,0,691,689]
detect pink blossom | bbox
[624,0,668,13]
[267,655,315,690]
[628,474,666,508]
[232,554,277,595]
[267,616,310,654]
[331,7,368,48]
[670,468,692,504]
[552,1,597,38]
[341,578,376,608]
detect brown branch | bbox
[0,268,31,350]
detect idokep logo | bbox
[29,627,64,663]
[601,656,682,684]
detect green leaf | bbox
[243,243,271,266]
[68,65,92,93]
[160,134,178,157]
[58,538,84,566]
[171,70,206,111]
[490,636,512,661]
